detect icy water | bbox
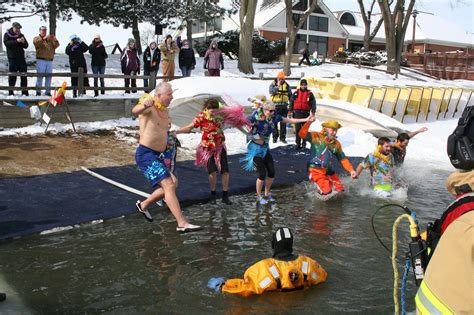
[0,166,453,314]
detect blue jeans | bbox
[180,67,192,77]
[91,65,105,95]
[36,59,53,95]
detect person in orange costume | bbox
[299,119,358,195]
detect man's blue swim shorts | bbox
[135,144,171,188]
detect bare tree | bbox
[238,0,258,74]
[378,0,416,74]
[283,0,320,76]
[357,0,384,50]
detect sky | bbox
[0,0,472,51]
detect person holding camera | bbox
[33,26,59,96]
[204,40,224,77]
[65,34,89,97]
[178,39,195,77]
[143,41,160,92]
[3,22,29,96]
[88,34,108,97]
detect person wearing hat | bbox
[203,40,224,77]
[159,35,179,82]
[243,102,312,205]
[289,78,316,149]
[207,227,327,296]
[354,137,395,197]
[33,26,59,96]
[269,71,292,143]
[65,34,90,97]
[3,22,29,96]
[88,34,108,97]
[299,119,357,196]
[415,170,473,314]
[121,38,140,93]
[143,41,161,92]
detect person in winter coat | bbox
[3,22,29,96]
[33,25,59,96]
[289,79,316,149]
[121,38,140,93]
[159,35,179,82]
[143,41,160,92]
[65,34,89,97]
[88,34,108,96]
[178,40,196,77]
[204,40,224,77]
[269,71,292,143]
[298,43,311,66]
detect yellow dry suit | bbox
[222,255,327,297]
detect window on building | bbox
[340,12,356,26]
[293,0,324,14]
[291,14,307,30]
[308,35,328,56]
[293,34,308,54]
[309,16,328,32]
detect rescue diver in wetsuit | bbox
[207,227,327,296]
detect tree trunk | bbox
[132,18,142,54]
[284,29,296,76]
[49,0,57,35]
[238,0,257,74]
[186,19,193,47]
[386,36,397,74]
[186,0,193,47]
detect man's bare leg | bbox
[160,177,187,227]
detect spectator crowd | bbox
[3,22,221,97]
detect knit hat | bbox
[322,120,342,130]
[446,170,474,196]
[300,79,308,85]
[12,22,22,29]
[93,34,101,40]
[69,34,79,41]
[277,71,285,80]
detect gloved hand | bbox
[207,277,226,292]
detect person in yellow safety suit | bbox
[415,170,474,314]
[207,227,327,296]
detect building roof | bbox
[405,12,474,47]
[334,10,473,47]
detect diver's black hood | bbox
[272,227,298,261]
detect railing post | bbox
[78,67,84,96]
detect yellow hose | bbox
[392,214,418,315]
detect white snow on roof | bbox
[405,13,474,47]
[334,10,472,47]
[254,0,286,28]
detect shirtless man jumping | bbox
[132,82,201,233]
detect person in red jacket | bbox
[289,79,316,149]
